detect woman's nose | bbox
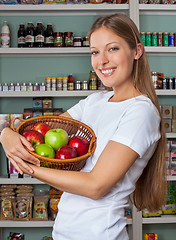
[99,52,109,66]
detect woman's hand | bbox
[0,127,40,175]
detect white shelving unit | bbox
[1,1,176,240]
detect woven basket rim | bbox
[13,115,96,164]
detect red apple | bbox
[31,122,51,137]
[56,145,78,160]
[22,130,44,148]
[68,136,89,157]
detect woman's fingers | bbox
[8,155,34,175]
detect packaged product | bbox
[49,198,60,220]
[20,0,42,4]
[0,196,15,220]
[16,193,34,220]
[8,232,25,240]
[13,200,30,221]
[142,209,162,218]
[0,0,18,4]
[33,190,49,221]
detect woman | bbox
[0,14,166,240]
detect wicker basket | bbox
[12,116,96,171]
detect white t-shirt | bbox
[52,91,161,240]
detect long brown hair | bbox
[88,13,167,212]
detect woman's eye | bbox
[109,47,119,52]
[91,51,98,55]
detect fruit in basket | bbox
[68,136,89,156]
[35,144,55,158]
[22,130,44,148]
[31,122,51,136]
[56,145,78,160]
[45,129,69,151]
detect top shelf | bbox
[0,4,129,16]
[139,4,176,15]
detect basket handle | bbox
[88,136,97,154]
[11,117,24,131]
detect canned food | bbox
[140,32,146,46]
[144,233,158,240]
[169,32,174,46]
[62,76,68,91]
[146,32,151,46]
[157,32,163,46]
[163,32,169,46]
[56,77,63,91]
[152,32,157,46]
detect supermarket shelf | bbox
[166,133,176,138]
[0,4,129,16]
[167,175,176,182]
[156,90,176,96]
[0,90,99,97]
[0,220,54,227]
[0,47,91,57]
[1,47,176,57]
[139,4,176,15]
[0,176,44,184]
[143,215,176,224]
[0,219,132,227]
[145,47,176,56]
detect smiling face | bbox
[90,26,138,96]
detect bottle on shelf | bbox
[88,70,97,90]
[17,24,26,48]
[44,24,54,48]
[35,22,45,48]
[0,21,10,48]
[25,22,35,48]
[67,74,74,90]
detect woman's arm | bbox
[0,111,72,174]
[19,140,139,200]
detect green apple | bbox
[45,128,69,151]
[34,143,55,158]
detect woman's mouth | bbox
[100,68,116,77]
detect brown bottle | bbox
[25,22,35,48]
[18,24,26,48]
[35,22,45,48]
[44,24,54,48]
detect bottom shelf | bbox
[0,220,54,227]
[0,219,132,227]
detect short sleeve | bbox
[67,97,88,121]
[110,101,161,158]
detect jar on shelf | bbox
[45,77,51,91]
[8,83,15,91]
[27,83,33,91]
[64,32,74,47]
[0,83,2,91]
[82,80,88,90]
[157,32,163,46]
[62,76,68,91]
[21,83,27,91]
[163,32,169,46]
[33,83,40,91]
[51,77,56,91]
[2,83,8,91]
[56,77,63,91]
[145,32,151,46]
[82,36,89,47]
[14,83,21,91]
[54,32,64,47]
[75,80,81,90]
[40,82,46,91]
[73,37,82,47]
